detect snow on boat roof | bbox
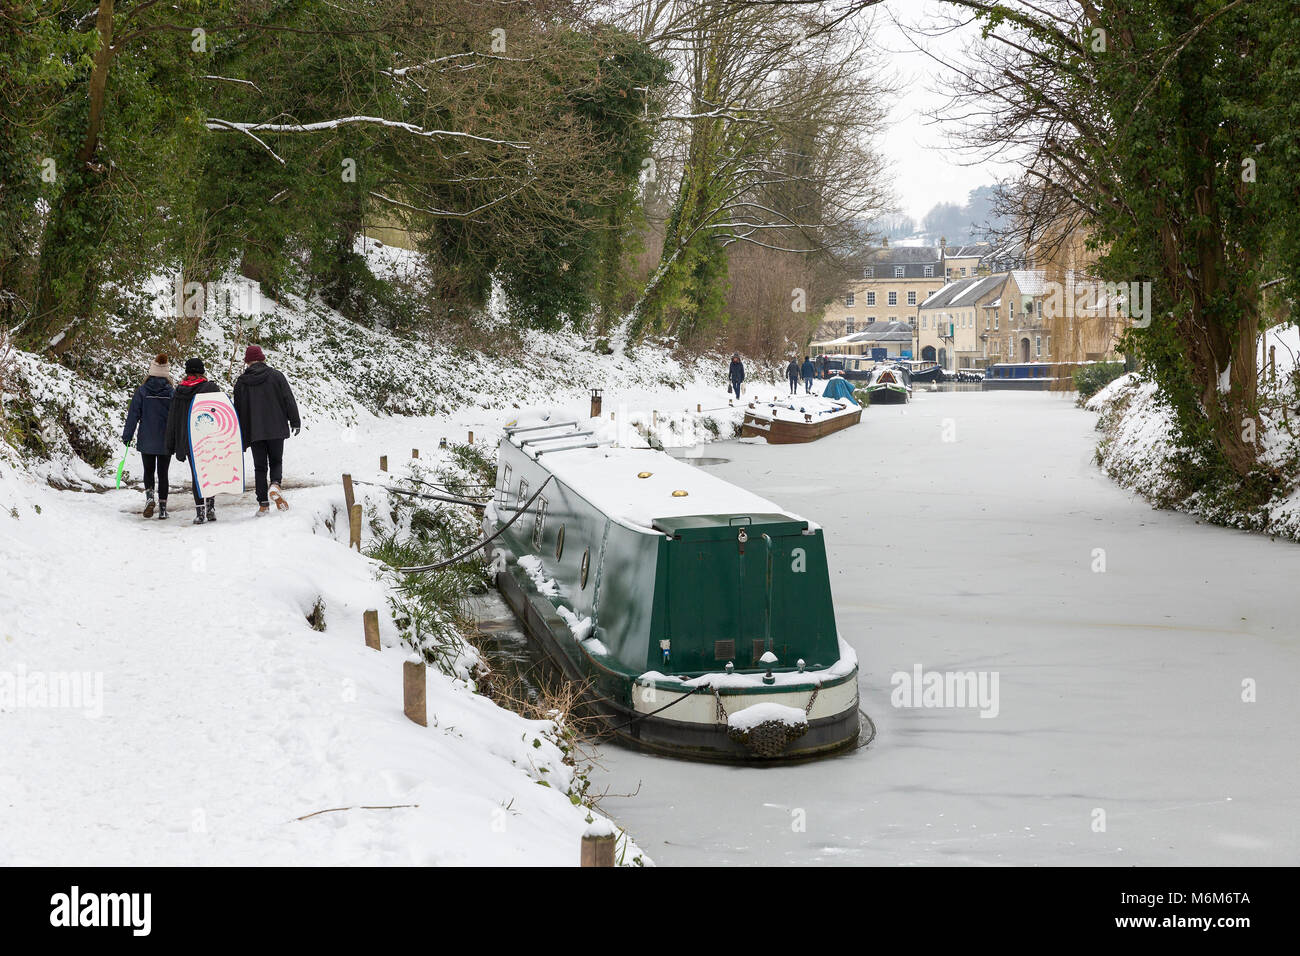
[741,393,857,423]
[505,418,809,532]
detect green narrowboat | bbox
[485,419,861,762]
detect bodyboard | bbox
[188,393,246,498]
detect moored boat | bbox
[485,419,862,762]
[739,381,861,443]
[862,366,911,404]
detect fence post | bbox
[467,430,474,444]
[363,609,380,650]
[380,455,388,472]
[581,826,616,867]
[412,448,419,459]
[349,503,362,552]
[343,473,355,514]
[403,657,427,726]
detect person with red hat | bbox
[233,344,301,516]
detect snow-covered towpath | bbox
[595,390,1300,865]
[0,475,626,865]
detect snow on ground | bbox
[0,457,651,864]
[593,390,1300,866]
[1087,327,1300,536]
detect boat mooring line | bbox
[350,480,488,510]
[396,476,555,575]
[591,685,709,738]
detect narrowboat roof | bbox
[504,421,811,532]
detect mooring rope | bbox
[395,475,554,575]
[350,479,487,510]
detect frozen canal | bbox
[594,389,1300,865]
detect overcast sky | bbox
[869,0,1018,225]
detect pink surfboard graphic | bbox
[188,393,246,498]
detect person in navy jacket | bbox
[122,354,174,519]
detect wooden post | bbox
[363,609,380,650]
[403,658,427,726]
[696,403,701,413]
[343,473,355,515]
[581,830,616,867]
[349,503,362,552]
[379,455,388,472]
[467,430,474,444]
[412,448,419,459]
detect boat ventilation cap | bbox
[671,489,688,497]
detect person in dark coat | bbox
[164,357,221,525]
[785,357,799,395]
[728,353,745,400]
[233,345,301,516]
[122,353,174,519]
[801,356,815,393]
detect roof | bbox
[504,420,807,531]
[1011,269,1049,296]
[847,321,913,343]
[864,245,942,266]
[919,276,982,310]
[944,242,992,259]
[949,273,1008,308]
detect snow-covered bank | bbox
[0,461,647,865]
[1088,326,1300,537]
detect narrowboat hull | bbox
[739,406,862,444]
[864,384,910,404]
[486,420,863,763]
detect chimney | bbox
[881,236,889,248]
[939,236,947,250]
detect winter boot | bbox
[158,500,168,520]
[193,505,206,525]
[206,498,216,523]
[143,488,156,519]
[269,483,289,511]
[255,504,271,517]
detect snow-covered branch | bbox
[205,116,531,149]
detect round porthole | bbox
[580,547,590,589]
[555,524,565,560]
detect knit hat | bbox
[244,344,265,364]
[147,353,171,379]
[184,357,205,377]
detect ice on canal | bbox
[595,390,1300,866]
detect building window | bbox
[845,292,855,307]
[866,316,876,324]
[909,316,916,327]
[946,268,952,278]
[888,291,897,306]
[866,291,875,306]
[924,265,934,277]
[907,291,917,305]
[922,316,928,329]
[846,319,855,334]
[1035,335,1042,357]
[995,315,999,331]
[863,267,873,278]
[959,267,967,277]
[894,266,904,278]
